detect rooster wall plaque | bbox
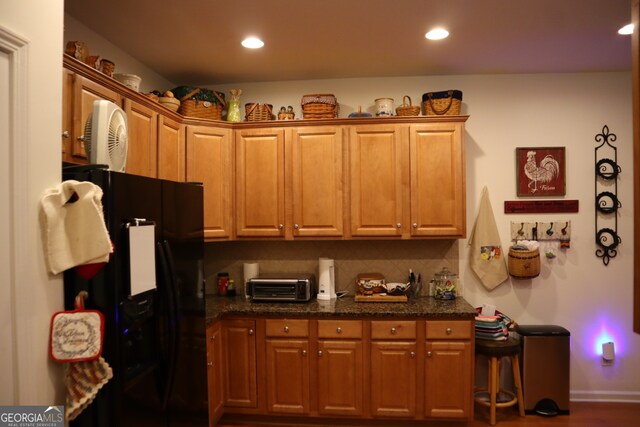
[516,147,566,197]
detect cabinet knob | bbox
[62,130,70,138]
[302,350,307,356]
[412,223,418,228]
[318,350,323,357]
[207,361,213,367]
[278,224,284,229]
[446,328,452,335]
[284,326,289,333]
[410,352,416,358]
[210,335,216,341]
[396,223,402,229]
[248,329,254,336]
[336,327,342,334]
[294,224,299,229]
[427,351,432,357]
[390,327,397,335]
[77,135,85,142]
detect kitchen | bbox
[2,0,640,426]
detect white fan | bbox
[84,100,128,172]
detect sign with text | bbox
[0,406,64,427]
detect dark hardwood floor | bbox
[219,402,640,427]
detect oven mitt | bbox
[65,356,113,421]
[49,293,104,362]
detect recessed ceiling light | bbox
[241,37,264,49]
[425,28,449,41]
[618,23,634,35]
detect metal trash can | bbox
[515,325,570,416]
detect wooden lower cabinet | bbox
[207,321,224,426]
[217,317,472,424]
[222,319,258,408]
[265,339,310,414]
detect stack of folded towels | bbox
[474,307,513,341]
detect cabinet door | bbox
[265,339,310,414]
[62,69,74,163]
[370,341,417,417]
[72,74,121,162]
[207,322,224,426]
[158,115,185,182]
[223,319,258,408]
[410,123,465,237]
[186,125,233,240]
[290,127,344,237]
[349,125,407,236]
[236,128,285,237]
[124,98,158,177]
[424,340,472,419]
[317,339,363,416]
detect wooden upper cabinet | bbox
[71,74,121,163]
[410,123,465,237]
[349,125,407,237]
[124,98,158,178]
[290,126,344,237]
[157,116,185,182]
[61,69,74,162]
[235,128,285,237]
[186,125,233,240]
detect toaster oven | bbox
[248,274,316,302]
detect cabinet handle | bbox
[336,327,342,334]
[294,224,299,229]
[278,224,284,229]
[318,350,323,357]
[248,329,254,336]
[207,361,213,367]
[390,327,397,335]
[410,352,416,358]
[412,223,418,228]
[284,326,289,333]
[446,328,452,335]
[396,223,402,229]
[62,130,70,138]
[427,351,432,357]
[302,350,307,356]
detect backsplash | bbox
[204,240,460,297]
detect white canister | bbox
[375,98,394,116]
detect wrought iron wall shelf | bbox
[594,125,621,265]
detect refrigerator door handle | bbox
[156,241,180,411]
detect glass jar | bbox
[433,267,458,300]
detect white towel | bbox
[468,187,509,291]
[40,180,112,275]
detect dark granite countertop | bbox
[205,295,476,323]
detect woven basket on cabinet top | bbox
[178,88,225,120]
[395,95,421,116]
[422,90,462,116]
[301,94,338,119]
[245,103,274,121]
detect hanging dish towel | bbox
[40,180,112,275]
[468,186,509,291]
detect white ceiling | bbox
[64,0,632,86]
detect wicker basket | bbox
[395,95,421,116]
[301,94,338,119]
[508,248,540,279]
[422,90,462,116]
[245,103,273,121]
[177,88,225,120]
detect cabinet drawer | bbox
[371,320,416,340]
[265,319,309,337]
[318,320,363,339]
[425,320,472,339]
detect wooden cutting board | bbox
[355,294,408,303]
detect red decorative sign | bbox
[516,147,566,197]
[504,200,579,214]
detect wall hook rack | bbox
[594,125,621,266]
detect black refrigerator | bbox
[63,166,208,427]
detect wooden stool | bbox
[474,336,525,425]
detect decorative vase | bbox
[227,99,241,122]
